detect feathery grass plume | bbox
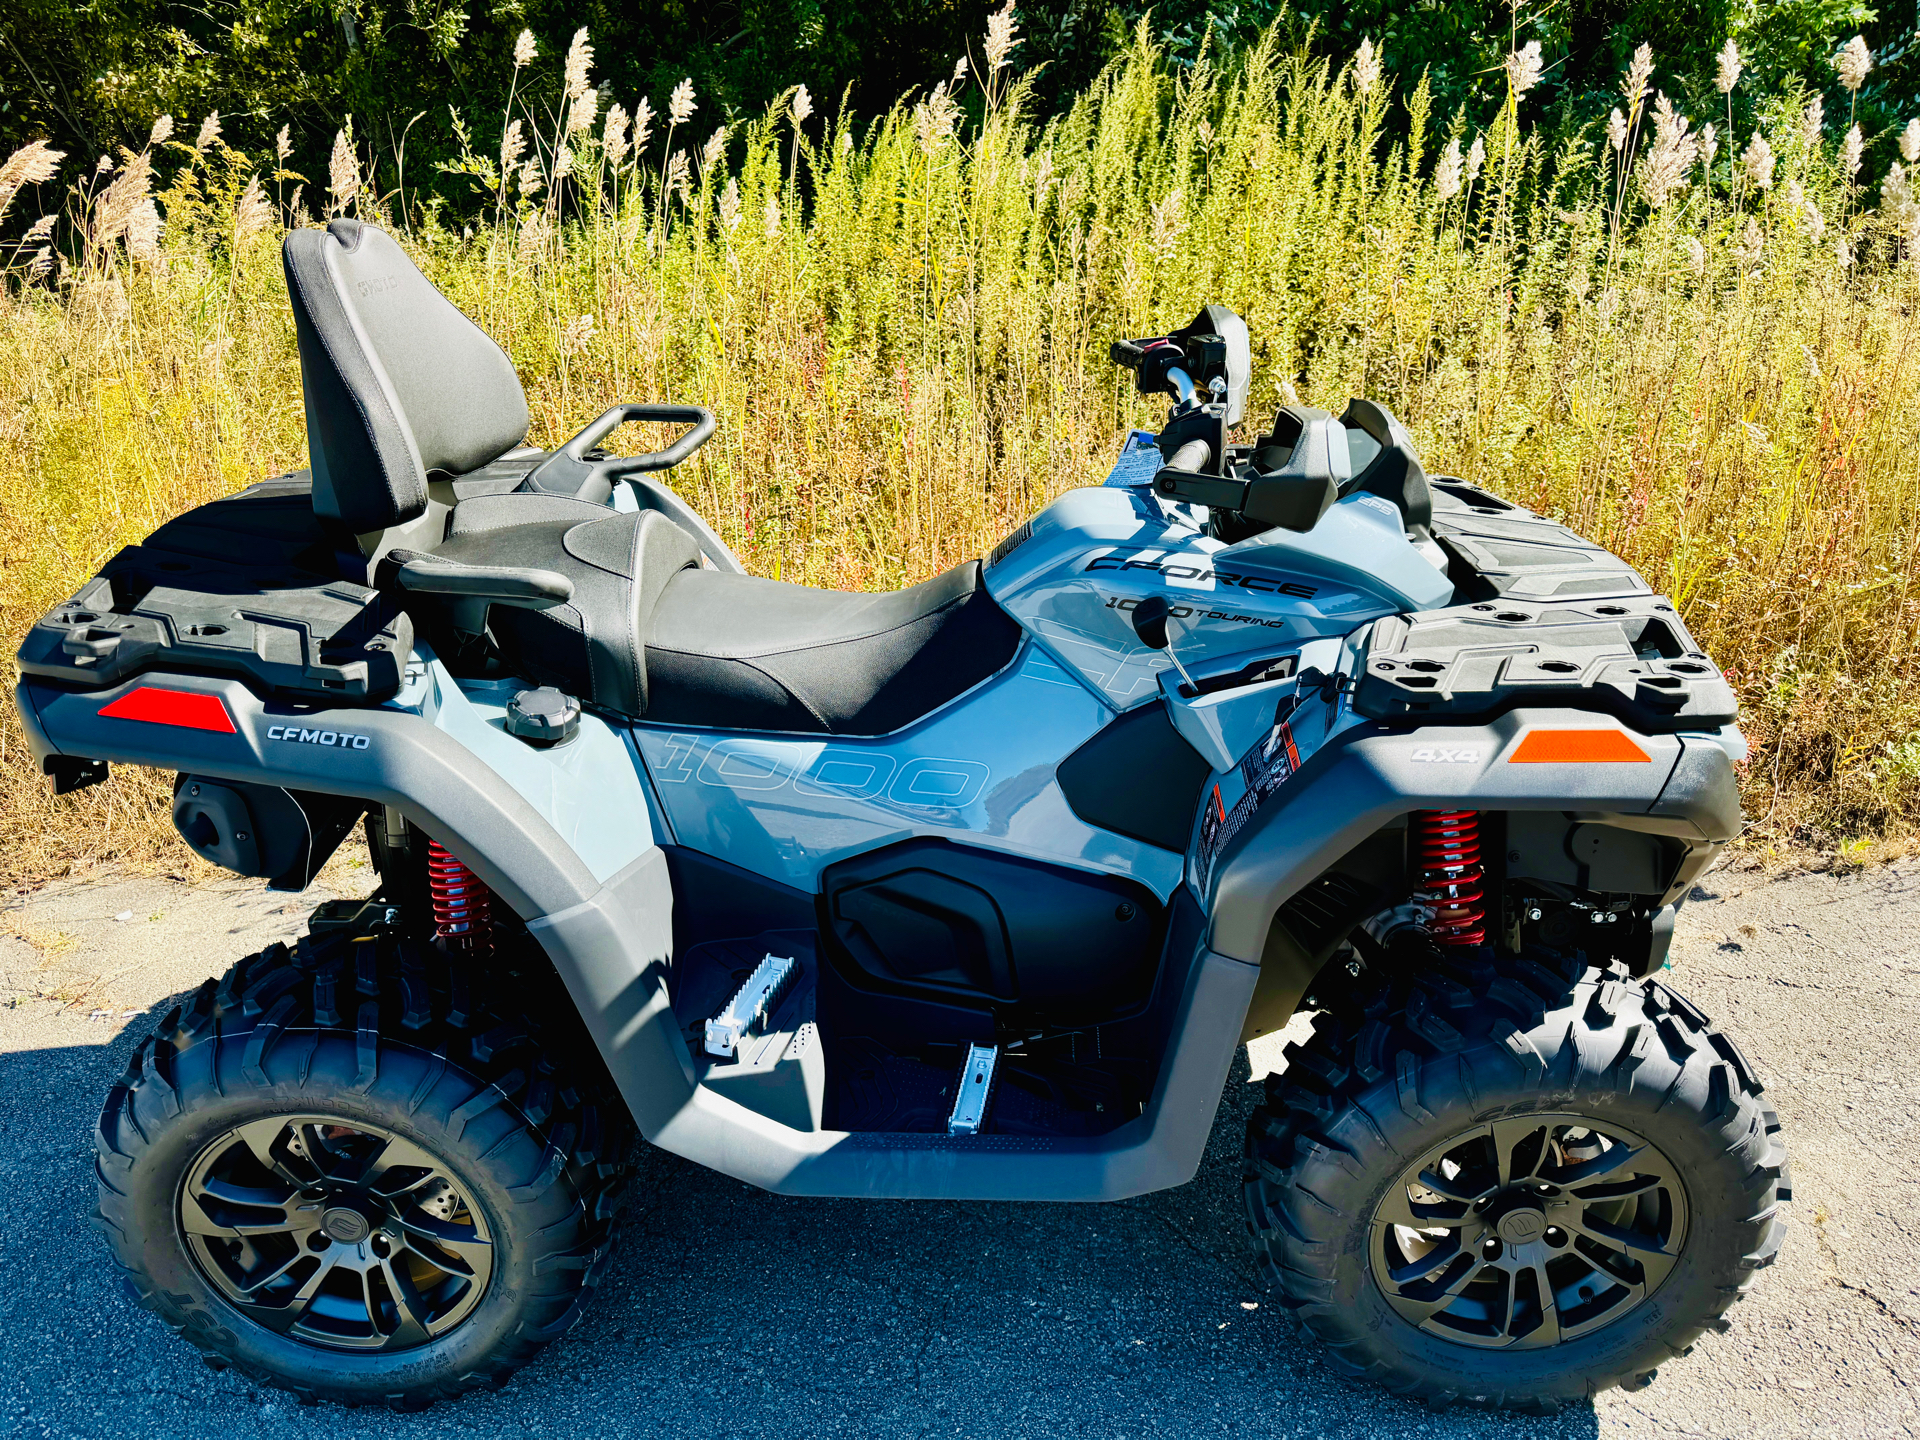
[328,127,360,215]
[603,104,631,167]
[97,155,113,173]
[1638,94,1697,209]
[126,197,163,262]
[563,28,594,101]
[1883,162,1918,236]
[517,159,543,197]
[1699,123,1717,173]
[719,175,740,232]
[1896,119,1921,164]
[0,139,67,221]
[667,149,691,206]
[633,97,655,154]
[1742,133,1775,190]
[1800,96,1824,147]
[701,126,726,171]
[568,88,599,135]
[1684,236,1705,273]
[1608,108,1627,150]
[555,144,575,177]
[792,85,814,126]
[1622,43,1653,110]
[286,183,306,226]
[516,207,549,262]
[1833,35,1872,93]
[562,313,596,353]
[763,194,780,236]
[233,174,273,242]
[1353,38,1381,97]
[195,112,221,150]
[1834,234,1853,267]
[1434,137,1463,199]
[952,56,969,82]
[669,78,697,126]
[23,213,55,242]
[275,125,292,163]
[1465,134,1485,183]
[915,83,961,154]
[26,245,50,278]
[1841,125,1863,178]
[1149,188,1186,258]
[984,0,1020,71]
[1734,215,1764,265]
[500,118,526,178]
[1715,39,1741,93]
[1504,40,1543,99]
[89,147,151,250]
[513,27,536,66]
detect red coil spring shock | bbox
[1412,809,1487,947]
[426,839,493,954]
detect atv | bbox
[15,219,1785,1412]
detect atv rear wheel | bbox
[92,927,633,1410]
[1244,945,1788,1411]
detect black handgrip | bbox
[1164,438,1211,473]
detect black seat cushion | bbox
[431,501,701,716]
[643,561,1022,735]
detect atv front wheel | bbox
[1244,946,1787,1410]
[92,928,633,1410]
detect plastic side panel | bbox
[18,672,597,920]
[1207,708,1689,962]
[634,642,1184,901]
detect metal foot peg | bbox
[705,953,799,1058]
[947,1043,1000,1136]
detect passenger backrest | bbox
[282,219,530,535]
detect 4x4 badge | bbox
[1410,746,1481,763]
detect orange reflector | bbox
[97,685,236,734]
[1509,729,1650,764]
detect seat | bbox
[644,560,1019,735]
[282,219,1022,730]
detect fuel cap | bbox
[505,686,580,747]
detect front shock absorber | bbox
[426,838,493,954]
[1412,809,1487,947]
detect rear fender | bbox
[1206,706,1740,965]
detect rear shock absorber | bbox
[426,838,493,955]
[1412,809,1487,947]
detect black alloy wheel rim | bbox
[1369,1114,1688,1348]
[179,1115,494,1351]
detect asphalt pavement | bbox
[1,854,1914,1439]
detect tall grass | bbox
[1,24,1915,886]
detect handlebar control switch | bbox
[505,686,581,747]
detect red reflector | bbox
[1509,729,1650,764]
[97,686,236,734]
